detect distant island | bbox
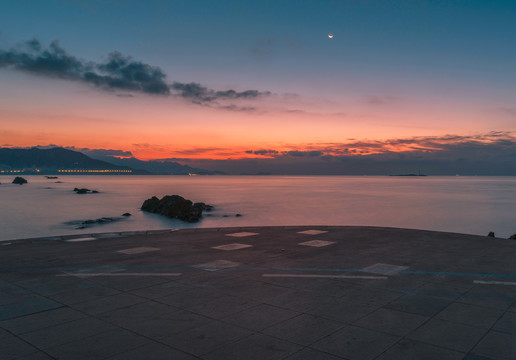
[389,174,428,177]
[0,147,217,175]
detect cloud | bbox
[285,150,324,157]
[79,148,133,158]
[0,39,271,105]
[0,39,169,95]
[363,95,401,105]
[219,104,257,112]
[171,81,270,104]
[245,149,279,156]
[173,131,516,175]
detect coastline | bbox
[1,225,509,244]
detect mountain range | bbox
[0,147,215,175]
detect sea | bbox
[1,175,516,241]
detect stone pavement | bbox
[1,226,516,359]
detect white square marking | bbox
[117,247,160,255]
[194,259,241,271]
[67,237,97,242]
[298,240,335,247]
[225,232,259,238]
[297,230,328,235]
[363,263,409,275]
[212,243,253,251]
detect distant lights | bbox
[57,169,132,173]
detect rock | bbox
[487,231,495,237]
[45,176,58,179]
[73,188,98,194]
[122,212,132,217]
[509,234,516,240]
[81,217,115,225]
[236,213,242,217]
[141,195,213,223]
[12,176,28,185]
[55,181,63,183]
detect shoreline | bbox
[1,225,507,244]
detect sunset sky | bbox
[1,0,515,174]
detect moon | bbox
[328,33,334,39]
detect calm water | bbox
[1,175,516,241]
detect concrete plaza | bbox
[1,226,516,359]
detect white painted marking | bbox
[262,274,388,280]
[212,243,253,251]
[363,263,409,275]
[297,230,328,235]
[299,240,335,247]
[225,232,259,238]
[474,280,516,286]
[58,272,181,277]
[194,259,241,271]
[67,237,97,242]
[117,247,160,255]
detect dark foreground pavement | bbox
[1,226,516,360]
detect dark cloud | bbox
[85,51,170,95]
[0,39,271,104]
[285,150,324,157]
[0,39,169,95]
[176,132,516,175]
[0,39,85,79]
[171,81,270,104]
[247,149,279,156]
[219,104,257,112]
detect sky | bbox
[1,0,516,174]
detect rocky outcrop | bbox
[71,214,131,229]
[509,234,516,240]
[73,188,99,194]
[141,195,213,223]
[12,177,28,185]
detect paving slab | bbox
[284,348,345,360]
[161,319,253,356]
[106,342,199,360]
[353,308,429,336]
[375,339,466,360]
[311,324,400,360]
[0,307,85,335]
[435,302,504,329]
[406,317,488,352]
[203,333,302,360]
[262,313,344,345]
[1,226,516,359]
[0,335,41,360]
[472,330,516,359]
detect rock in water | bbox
[73,188,99,194]
[487,231,495,237]
[509,234,516,240]
[141,195,213,223]
[12,177,28,185]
